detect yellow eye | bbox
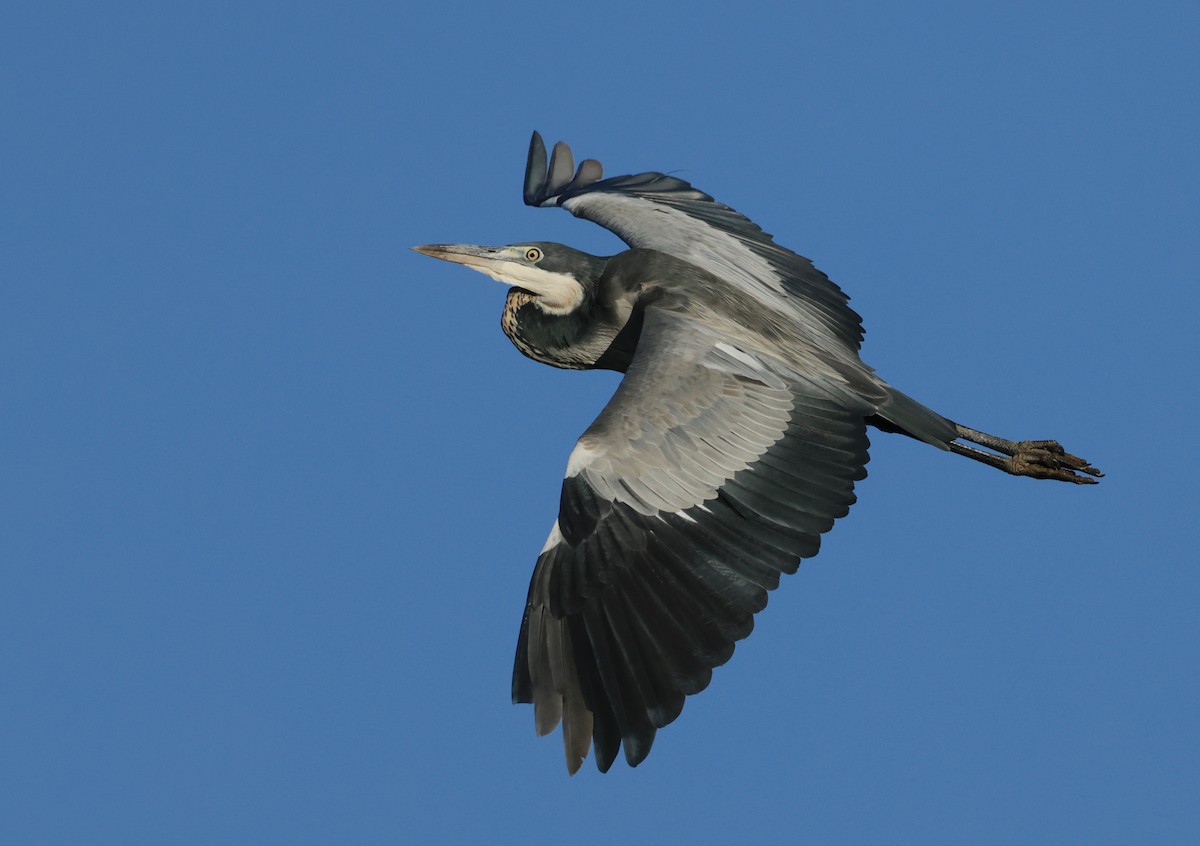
[524,247,543,262]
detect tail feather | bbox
[871,387,957,449]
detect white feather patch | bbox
[480,263,584,315]
[714,341,763,371]
[540,520,565,553]
[564,440,603,478]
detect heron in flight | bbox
[414,132,1101,774]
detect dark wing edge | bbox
[524,130,712,210]
[520,131,865,351]
[511,307,873,773]
[524,130,605,207]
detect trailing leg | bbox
[948,424,1102,484]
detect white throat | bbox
[479,263,584,315]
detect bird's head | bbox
[413,242,606,315]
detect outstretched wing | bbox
[523,131,865,352]
[512,306,873,773]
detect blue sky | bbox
[3,1,1197,843]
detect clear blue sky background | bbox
[3,2,1197,843]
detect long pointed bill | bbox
[412,244,510,272]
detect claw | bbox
[1009,440,1103,484]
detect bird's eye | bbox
[525,247,543,262]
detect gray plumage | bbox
[414,131,1101,774]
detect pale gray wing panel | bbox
[522,131,865,351]
[511,308,873,773]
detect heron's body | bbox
[414,133,1100,774]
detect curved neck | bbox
[501,288,636,371]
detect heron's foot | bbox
[1005,439,1103,484]
[950,426,1103,484]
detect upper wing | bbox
[523,131,865,352]
[511,306,874,773]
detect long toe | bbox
[1012,440,1102,484]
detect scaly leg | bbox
[949,424,1103,484]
